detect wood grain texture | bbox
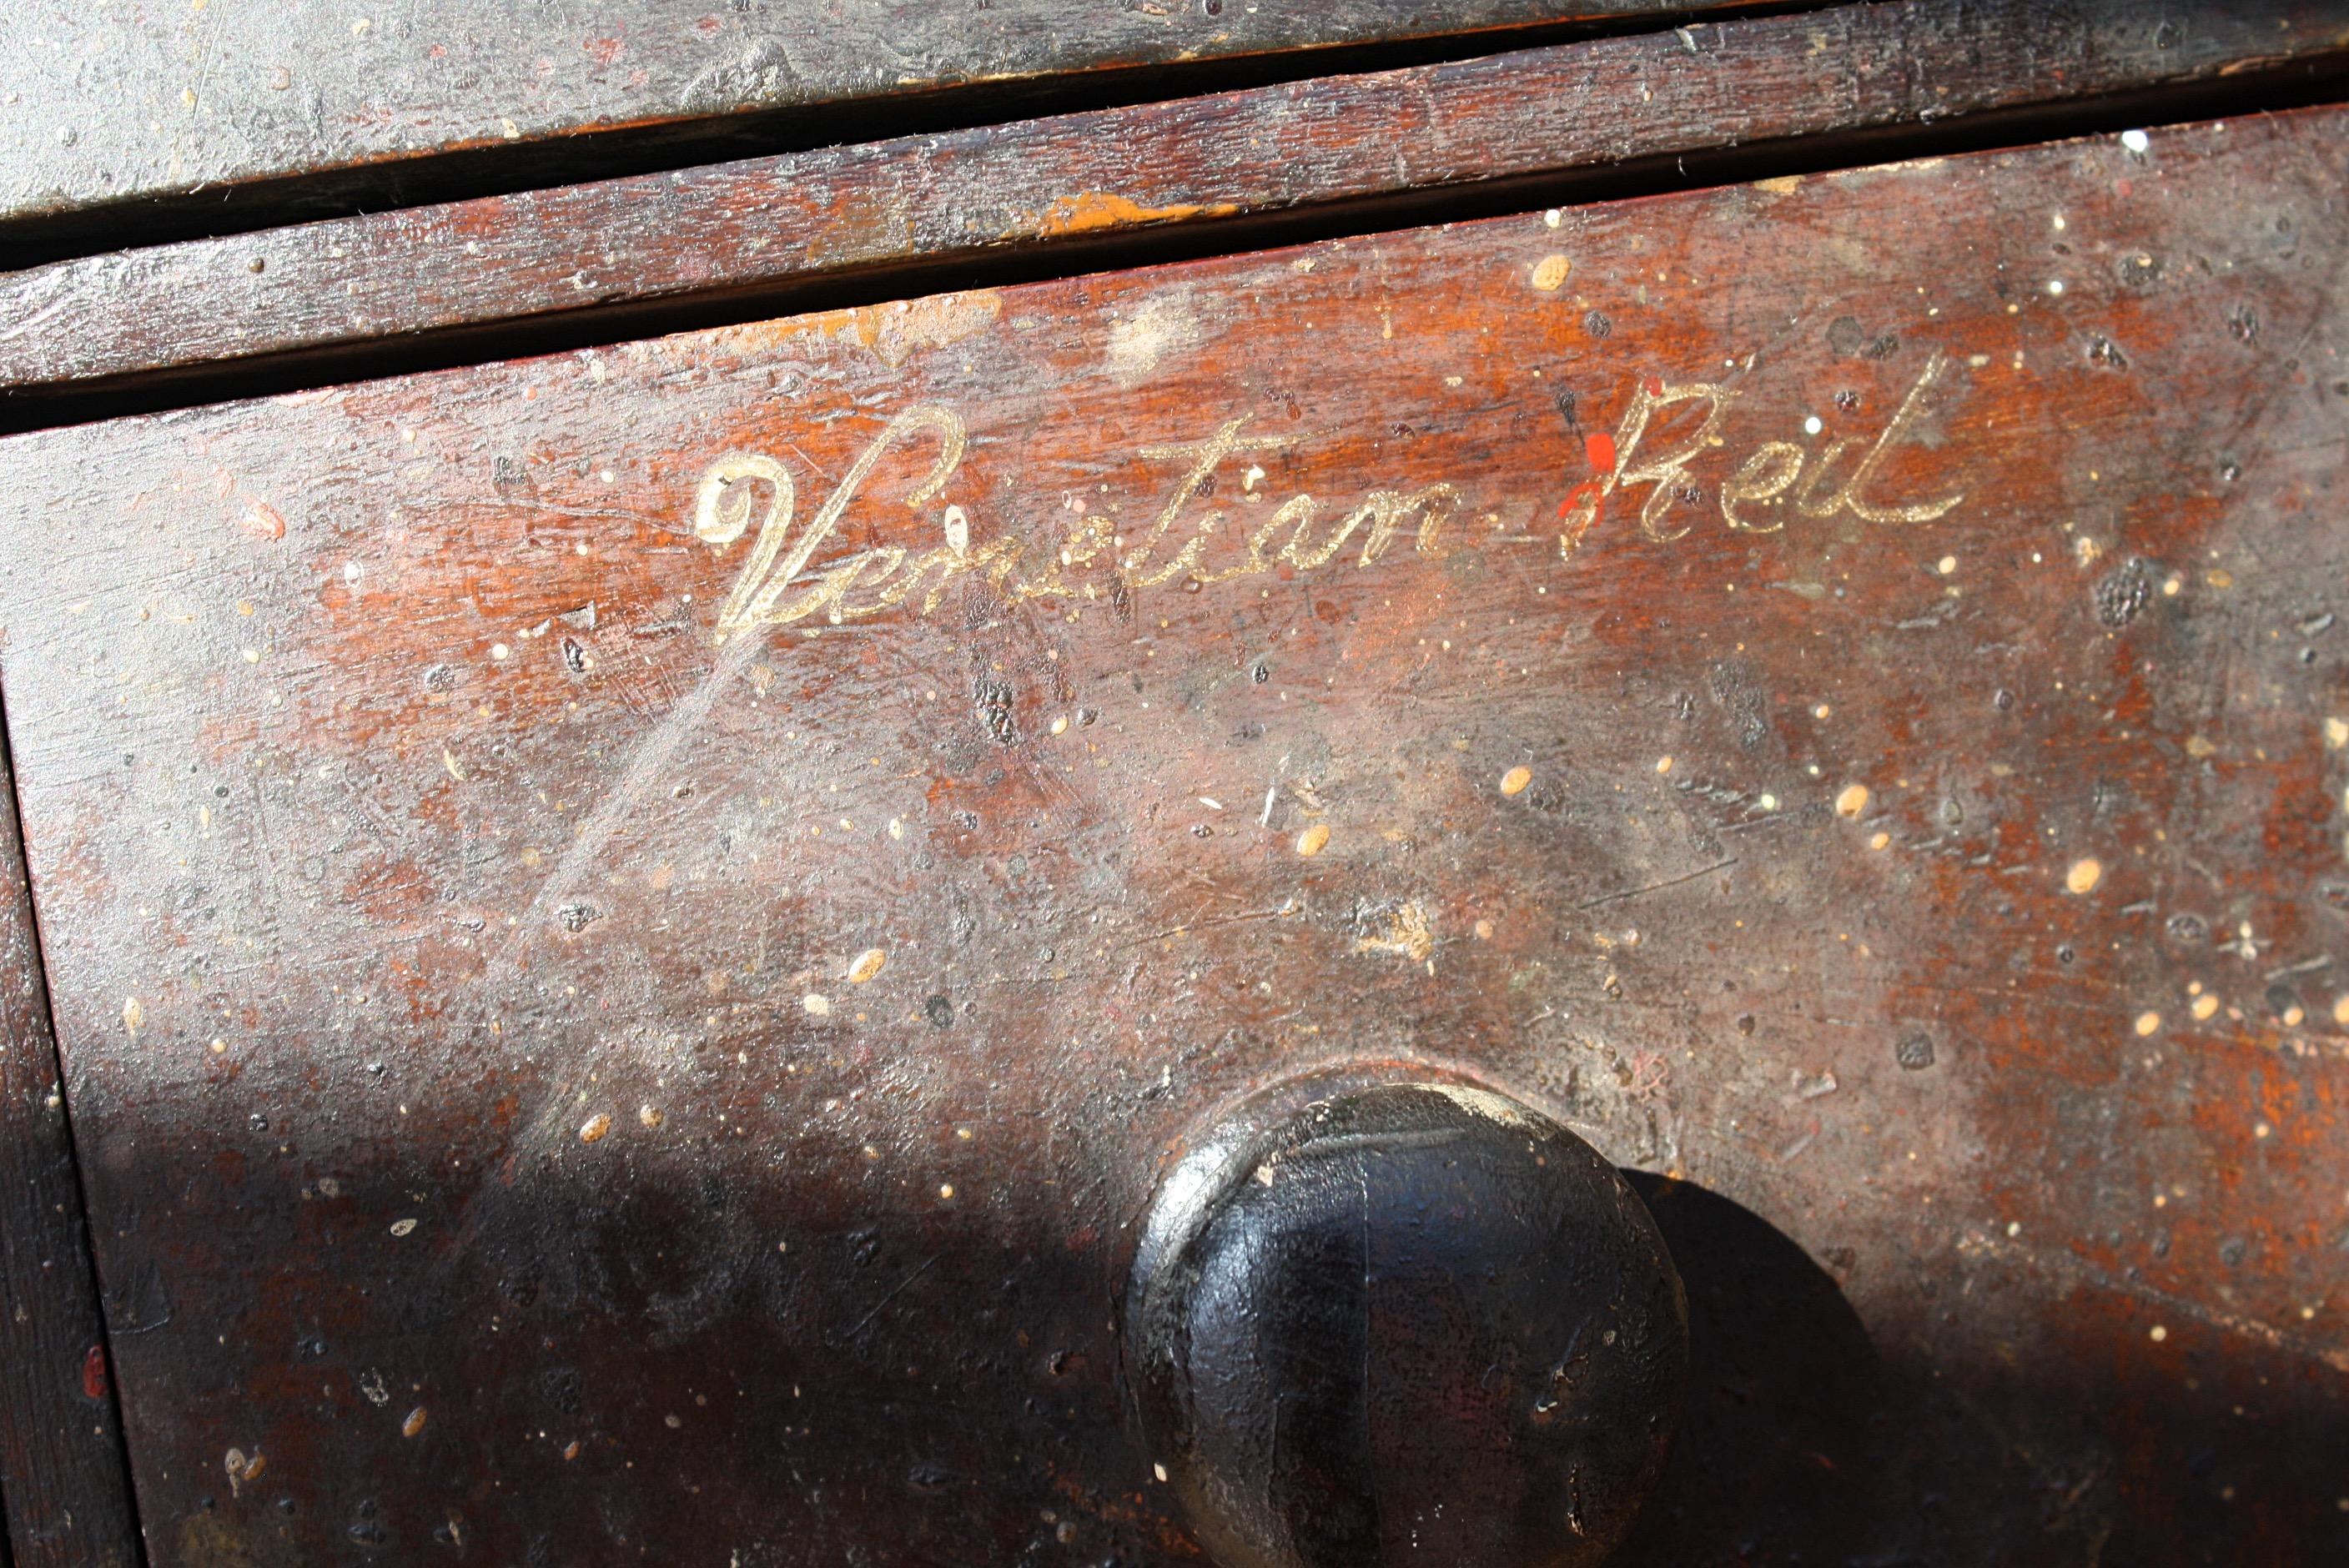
[1,106,2346,1563]
[6,0,2347,408]
[0,0,1726,250]
[0,727,139,1568]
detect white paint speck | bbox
[1803,415,1823,435]
[2120,129,2150,154]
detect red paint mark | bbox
[585,33,626,67]
[1557,426,1618,529]
[1643,375,1666,398]
[1556,479,1607,525]
[81,1343,107,1400]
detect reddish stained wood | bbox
[0,0,1728,248]
[0,728,138,1568]
[0,107,2346,1562]
[6,0,2347,407]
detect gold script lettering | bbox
[702,406,966,638]
[1557,378,1731,551]
[1557,350,1962,554]
[687,349,1968,647]
[1798,349,1963,524]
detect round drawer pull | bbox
[1127,1069,1688,1568]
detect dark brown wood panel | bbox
[0,0,1725,254]
[7,0,2348,413]
[1,106,2346,1564]
[0,725,139,1568]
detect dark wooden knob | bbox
[1126,1069,1688,1568]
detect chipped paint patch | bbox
[1106,294,1203,389]
[2066,857,2102,895]
[1353,901,1435,964]
[706,289,1003,369]
[1031,190,1238,238]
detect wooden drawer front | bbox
[2,107,2345,1563]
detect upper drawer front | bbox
[1,109,2344,1563]
[0,0,1717,257]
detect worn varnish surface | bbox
[0,0,1723,255]
[1,107,2346,1563]
[8,0,2348,410]
[0,729,138,1568]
